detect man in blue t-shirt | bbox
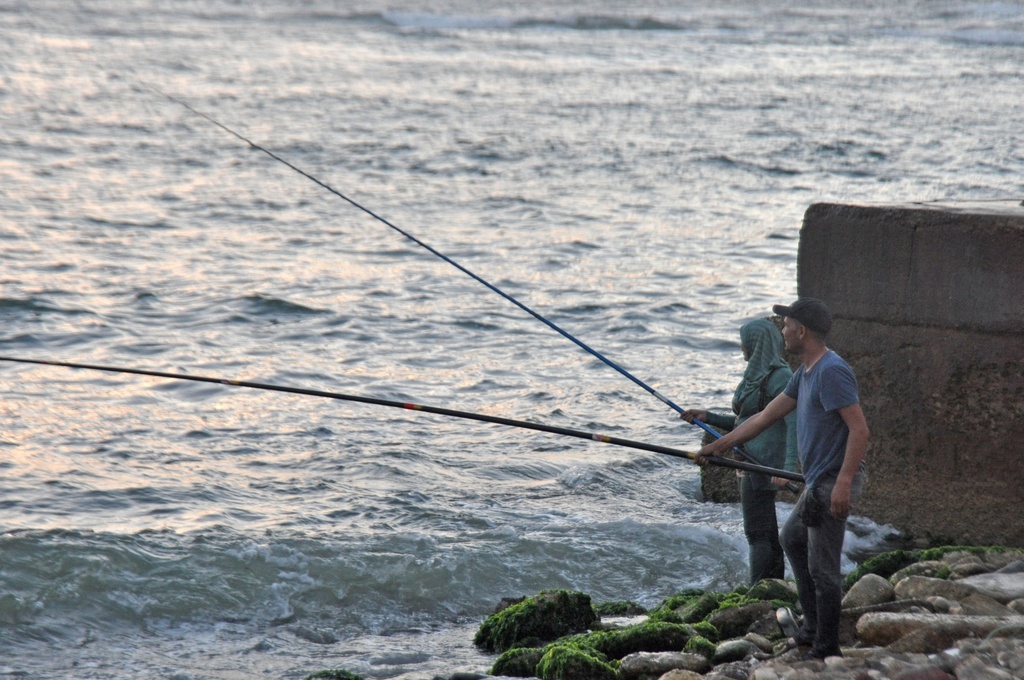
[695,298,869,661]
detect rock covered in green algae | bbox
[594,600,648,617]
[535,644,618,680]
[842,545,1023,590]
[491,647,546,678]
[683,635,717,659]
[473,590,598,653]
[480,580,797,679]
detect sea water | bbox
[1,1,1023,677]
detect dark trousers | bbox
[780,473,864,657]
[740,474,786,585]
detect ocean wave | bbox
[347,11,692,32]
[0,296,94,317]
[240,293,329,318]
[947,28,1024,46]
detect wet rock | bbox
[711,639,761,664]
[957,571,1024,603]
[656,670,704,680]
[893,576,977,602]
[843,573,896,609]
[891,561,950,583]
[953,656,1014,679]
[743,632,775,654]
[982,553,1024,571]
[702,660,750,679]
[954,592,1015,617]
[948,556,990,580]
[891,667,954,680]
[857,612,1024,647]
[617,651,709,680]
[923,596,956,613]
[885,625,972,654]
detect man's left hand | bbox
[831,477,853,518]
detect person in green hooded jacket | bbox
[682,318,798,585]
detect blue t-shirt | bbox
[783,350,860,488]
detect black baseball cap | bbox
[772,298,832,335]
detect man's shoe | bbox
[775,607,799,638]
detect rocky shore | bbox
[301,545,1024,680]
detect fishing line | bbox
[144,84,765,468]
[0,356,804,483]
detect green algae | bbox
[474,590,598,653]
[746,578,799,604]
[594,600,647,617]
[684,634,717,659]
[587,620,694,659]
[491,647,546,677]
[691,621,719,642]
[841,545,1015,589]
[535,644,618,680]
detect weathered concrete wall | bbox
[798,200,1024,546]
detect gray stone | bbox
[924,596,956,613]
[657,670,704,680]
[891,668,954,680]
[949,562,991,580]
[844,573,896,609]
[702,661,750,680]
[892,561,951,583]
[712,639,761,664]
[893,576,978,602]
[749,668,781,680]
[957,572,1024,604]
[956,593,1015,617]
[857,613,1024,647]
[743,632,775,654]
[953,656,1014,680]
[987,554,1024,572]
[618,651,709,680]
[886,626,971,654]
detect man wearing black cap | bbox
[694,298,869,661]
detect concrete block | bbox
[796,200,1024,545]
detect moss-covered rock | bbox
[707,601,775,640]
[474,590,598,653]
[843,549,918,589]
[491,647,546,677]
[650,591,720,624]
[683,634,717,660]
[691,621,719,642]
[646,589,705,622]
[535,644,618,680]
[746,578,799,604]
[842,546,1005,590]
[588,621,694,660]
[595,600,648,617]
[302,671,364,680]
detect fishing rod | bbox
[144,85,765,468]
[0,356,804,483]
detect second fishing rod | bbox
[149,85,777,475]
